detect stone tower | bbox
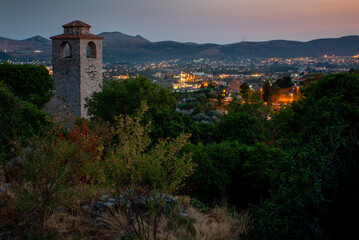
[50,20,104,118]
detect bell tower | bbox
[50,20,104,118]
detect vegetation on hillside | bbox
[1,64,358,239]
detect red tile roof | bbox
[62,20,91,28]
[228,79,241,91]
[50,34,104,40]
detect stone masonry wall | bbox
[52,38,102,118]
[80,39,103,118]
[52,39,82,117]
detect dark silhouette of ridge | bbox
[1,32,359,62]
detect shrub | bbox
[15,122,76,231]
[104,105,194,239]
[15,119,104,232]
[65,119,104,184]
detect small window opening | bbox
[86,41,96,58]
[61,42,72,58]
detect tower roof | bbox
[62,20,91,28]
[50,20,104,40]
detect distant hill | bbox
[99,33,359,62]
[0,35,51,61]
[1,32,359,62]
[0,35,50,51]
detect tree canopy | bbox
[0,63,53,107]
[86,77,176,122]
[0,81,50,164]
[253,72,359,239]
[86,77,199,141]
[240,82,250,94]
[274,76,293,89]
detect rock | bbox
[179,211,189,217]
[99,195,111,202]
[96,195,116,209]
[0,186,5,194]
[103,201,116,208]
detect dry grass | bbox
[3,188,252,240]
[99,209,130,236]
[44,212,115,240]
[101,205,252,240]
[186,206,252,240]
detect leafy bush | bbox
[64,119,104,184]
[16,123,77,231]
[13,118,104,233]
[104,105,194,239]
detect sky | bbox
[0,0,358,44]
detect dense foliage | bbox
[252,72,359,239]
[86,77,176,122]
[86,76,200,141]
[186,142,283,207]
[274,76,293,89]
[1,70,359,239]
[0,63,53,107]
[0,81,49,165]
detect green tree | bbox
[262,81,272,103]
[185,141,241,203]
[0,82,49,165]
[274,76,293,89]
[253,73,359,239]
[186,142,283,207]
[149,107,201,143]
[213,112,265,145]
[0,63,53,107]
[303,73,324,87]
[86,77,176,122]
[240,82,250,94]
[86,77,199,142]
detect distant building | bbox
[50,20,104,118]
[228,79,241,93]
[154,72,162,78]
[193,72,205,76]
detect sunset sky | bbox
[1,0,358,44]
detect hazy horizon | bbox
[2,30,359,45]
[1,0,358,44]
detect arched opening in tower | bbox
[60,42,72,58]
[86,41,96,58]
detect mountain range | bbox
[1,32,359,62]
